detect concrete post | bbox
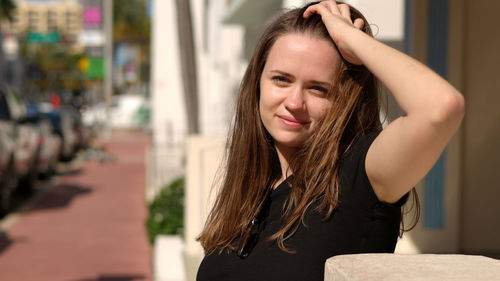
[325,254,500,281]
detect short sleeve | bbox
[339,131,408,208]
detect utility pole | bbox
[103,0,113,139]
[175,0,199,135]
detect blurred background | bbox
[0,0,498,280]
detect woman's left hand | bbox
[303,0,365,65]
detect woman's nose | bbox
[284,86,305,111]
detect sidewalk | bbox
[0,131,153,281]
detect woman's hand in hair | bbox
[307,1,465,204]
[303,0,366,65]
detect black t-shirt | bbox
[197,132,407,281]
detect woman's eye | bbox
[310,86,328,94]
[272,76,289,85]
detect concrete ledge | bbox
[325,254,500,281]
[154,235,186,281]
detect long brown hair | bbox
[198,1,419,254]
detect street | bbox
[0,131,152,281]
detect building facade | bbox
[1,0,82,43]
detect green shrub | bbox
[146,177,184,244]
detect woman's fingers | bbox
[303,3,322,18]
[324,0,341,16]
[304,1,353,23]
[339,3,365,31]
[303,0,364,65]
[304,1,365,32]
[304,0,341,18]
[353,18,364,30]
[337,3,351,21]
[303,2,331,19]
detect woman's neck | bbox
[274,143,297,188]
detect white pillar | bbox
[151,0,187,145]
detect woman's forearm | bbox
[346,29,465,126]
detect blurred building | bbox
[1,0,82,44]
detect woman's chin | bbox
[274,138,305,152]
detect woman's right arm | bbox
[304,1,465,203]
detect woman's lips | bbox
[277,115,308,127]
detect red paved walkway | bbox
[0,131,153,281]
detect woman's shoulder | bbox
[338,131,380,192]
[338,131,380,200]
[343,131,381,161]
[339,130,408,207]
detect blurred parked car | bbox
[68,107,89,151]
[0,121,16,215]
[0,84,40,200]
[26,104,62,178]
[36,119,61,177]
[37,103,79,161]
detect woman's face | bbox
[259,33,341,151]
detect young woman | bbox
[197,1,465,280]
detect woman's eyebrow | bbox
[269,70,332,87]
[309,80,332,88]
[269,70,294,78]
